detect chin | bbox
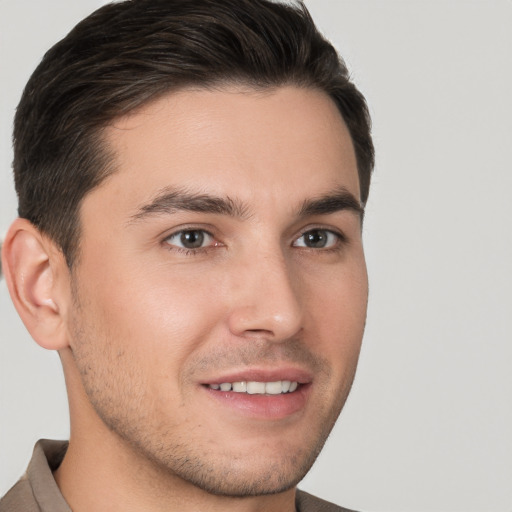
[168,454,313,497]
[141,430,329,498]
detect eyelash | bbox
[293,228,347,251]
[162,227,347,255]
[163,228,218,256]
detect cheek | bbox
[305,260,368,362]
[74,256,230,372]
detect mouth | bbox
[200,370,312,419]
[206,380,299,395]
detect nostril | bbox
[226,273,303,340]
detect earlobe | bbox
[1,218,70,350]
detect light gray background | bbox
[1,1,511,511]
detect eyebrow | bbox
[128,185,363,224]
[129,187,250,223]
[298,187,364,219]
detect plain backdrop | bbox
[1,1,511,511]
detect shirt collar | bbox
[27,439,71,512]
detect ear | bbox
[1,218,70,350]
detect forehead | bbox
[92,85,360,215]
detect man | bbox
[0,0,374,511]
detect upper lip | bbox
[200,367,313,385]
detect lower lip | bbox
[202,384,311,420]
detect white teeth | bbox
[247,381,266,394]
[265,381,283,395]
[232,381,247,392]
[208,380,300,394]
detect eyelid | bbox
[292,227,347,249]
[162,227,219,252]
[160,223,215,242]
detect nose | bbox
[227,251,303,341]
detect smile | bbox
[208,381,299,394]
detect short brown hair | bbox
[13,0,374,267]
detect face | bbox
[65,86,368,496]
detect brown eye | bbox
[180,230,205,248]
[165,229,213,250]
[293,229,339,249]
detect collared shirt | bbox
[0,440,71,512]
[0,440,356,512]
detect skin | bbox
[4,86,368,512]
